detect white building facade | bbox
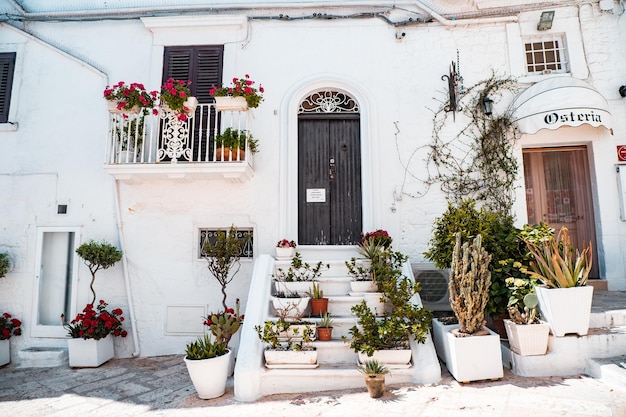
[0,0,624,360]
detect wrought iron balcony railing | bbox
[104,103,254,182]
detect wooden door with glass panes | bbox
[523,146,598,278]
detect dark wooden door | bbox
[298,114,362,245]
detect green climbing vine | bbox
[397,73,520,215]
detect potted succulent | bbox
[255,317,317,367]
[214,128,258,161]
[522,226,594,337]
[275,239,296,259]
[210,74,264,111]
[443,233,503,382]
[0,252,10,278]
[504,291,550,356]
[159,78,198,122]
[184,333,230,399]
[358,359,390,398]
[316,313,334,341]
[308,282,328,317]
[103,81,157,115]
[0,311,22,366]
[65,300,128,367]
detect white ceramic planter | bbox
[274,280,312,297]
[362,292,387,316]
[349,280,378,293]
[444,326,504,383]
[535,286,594,337]
[184,349,231,399]
[107,101,140,114]
[358,349,412,366]
[271,297,310,319]
[67,336,115,367]
[275,247,295,259]
[183,97,198,114]
[504,319,550,356]
[431,318,458,364]
[214,96,248,111]
[264,349,318,367]
[0,339,9,366]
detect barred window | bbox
[524,35,568,75]
[199,228,253,259]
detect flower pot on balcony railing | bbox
[210,74,264,111]
[104,81,157,116]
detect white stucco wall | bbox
[0,1,625,359]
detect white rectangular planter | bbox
[0,339,9,366]
[68,337,115,367]
[271,297,310,319]
[358,349,412,366]
[445,326,504,383]
[264,349,318,367]
[504,319,550,356]
[274,281,313,297]
[535,286,594,337]
[214,96,248,111]
[431,318,457,364]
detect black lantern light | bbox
[619,85,626,98]
[481,95,494,116]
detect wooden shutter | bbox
[0,53,16,124]
[162,46,223,103]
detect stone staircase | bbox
[234,248,441,402]
[503,293,626,391]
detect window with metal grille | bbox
[524,35,568,75]
[0,52,16,123]
[199,228,253,259]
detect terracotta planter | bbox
[364,374,385,398]
[316,327,333,341]
[184,349,231,399]
[535,286,594,337]
[68,336,115,367]
[215,147,245,161]
[310,298,329,317]
[504,319,550,356]
[214,96,248,111]
[0,339,9,366]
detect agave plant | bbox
[358,359,390,375]
[522,226,592,288]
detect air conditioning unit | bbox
[411,263,452,311]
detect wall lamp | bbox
[537,11,555,31]
[620,85,626,97]
[481,95,494,116]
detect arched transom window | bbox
[298,90,359,114]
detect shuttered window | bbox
[162,46,223,103]
[0,53,16,123]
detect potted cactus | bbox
[443,233,503,383]
[504,292,550,356]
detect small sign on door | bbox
[306,188,326,203]
[618,145,626,162]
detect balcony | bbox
[103,103,254,183]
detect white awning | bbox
[509,77,612,135]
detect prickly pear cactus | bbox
[449,232,492,335]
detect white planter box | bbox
[274,281,313,297]
[214,96,248,111]
[431,318,458,364]
[264,349,318,367]
[445,326,504,383]
[358,349,412,366]
[0,339,9,366]
[504,319,550,356]
[535,286,594,337]
[67,336,115,367]
[275,247,295,259]
[271,297,310,319]
[349,280,377,293]
[184,349,231,399]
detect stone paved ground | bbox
[0,355,625,417]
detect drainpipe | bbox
[415,0,519,25]
[113,179,141,357]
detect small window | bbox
[0,52,16,123]
[199,228,253,259]
[524,35,568,75]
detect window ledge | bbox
[0,122,18,132]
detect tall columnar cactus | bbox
[449,232,492,335]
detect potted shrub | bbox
[345,257,377,294]
[184,333,230,399]
[358,359,390,398]
[275,239,296,259]
[444,233,503,383]
[522,226,594,337]
[504,291,550,356]
[308,282,328,317]
[209,74,264,111]
[255,318,317,367]
[159,78,198,122]
[271,291,311,320]
[0,311,22,366]
[103,81,157,115]
[214,128,258,161]
[65,300,128,367]
[273,252,328,298]
[0,252,10,278]
[316,313,334,341]
[75,240,123,306]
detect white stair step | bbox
[18,347,68,368]
[586,356,626,391]
[313,341,358,364]
[589,309,626,328]
[328,295,365,317]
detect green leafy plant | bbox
[210,74,264,108]
[75,240,123,305]
[112,115,145,151]
[358,359,390,375]
[65,300,127,340]
[345,258,373,281]
[203,225,248,310]
[0,312,21,340]
[185,333,227,360]
[216,128,258,154]
[255,318,314,351]
[0,252,10,278]
[103,81,157,115]
[274,252,328,282]
[523,226,593,288]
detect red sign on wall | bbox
[618,146,626,162]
